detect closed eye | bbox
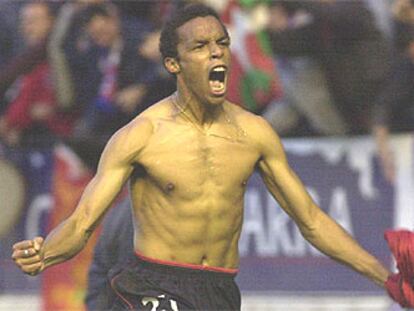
[194,44,205,50]
[193,41,208,50]
[218,39,230,47]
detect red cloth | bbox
[4,62,75,136]
[384,229,414,307]
[0,39,47,97]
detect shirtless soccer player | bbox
[11,4,403,311]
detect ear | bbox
[164,57,180,74]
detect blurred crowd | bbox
[0,0,413,180]
[0,0,177,171]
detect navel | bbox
[201,255,209,266]
[241,180,247,187]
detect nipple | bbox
[166,182,175,192]
[242,180,247,187]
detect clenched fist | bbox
[12,237,45,276]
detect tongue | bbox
[209,80,225,95]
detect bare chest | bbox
[136,122,259,196]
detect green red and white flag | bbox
[221,0,283,114]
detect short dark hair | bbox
[78,4,114,28]
[159,3,229,61]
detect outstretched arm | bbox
[12,118,153,275]
[254,117,390,287]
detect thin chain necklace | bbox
[171,92,207,135]
[171,92,246,142]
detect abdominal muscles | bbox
[130,178,245,268]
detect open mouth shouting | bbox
[209,65,227,96]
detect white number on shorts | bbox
[141,294,179,311]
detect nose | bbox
[210,42,223,59]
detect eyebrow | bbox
[217,35,230,42]
[194,39,209,44]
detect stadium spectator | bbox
[58,3,174,160]
[0,2,64,110]
[264,1,348,136]
[0,2,76,148]
[372,0,414,183]
[266,0,391,135]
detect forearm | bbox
[48,4,77,109]
[258,121,391,288]
[40,216,91,270]
[372,125,390,151]
[302,208,390,287]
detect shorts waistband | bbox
[135,252,238,277]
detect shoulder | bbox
[225,101,283,153]
[111,115,153,146]
[226,101,279,137]
[120,96,173,134]
[105,97,173,155]
[225,101,265,122]
[138,96,174,120]
[100,99,164,158]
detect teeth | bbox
[213,66,226,72]
[209,66,226,84]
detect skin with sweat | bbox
[12,16,389,288]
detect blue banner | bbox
[238,137,395,293]
[0,146,53,294]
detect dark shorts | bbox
[110,253,241,311]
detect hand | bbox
[373,125,395,183]
[5,128,22,146]
[267,4,289,32]
[0,118,22,146]
[378,147,395,183]
[291,10,312,28]
[12,237,45,276]
[115,85,147,114]
[30,102,54,121]
[392,0,414,23]
[139,31,161,62]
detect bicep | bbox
[256,122,318,228]
[70,119,151,232]
[70,144,133,233]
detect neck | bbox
[174,89,223,126]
